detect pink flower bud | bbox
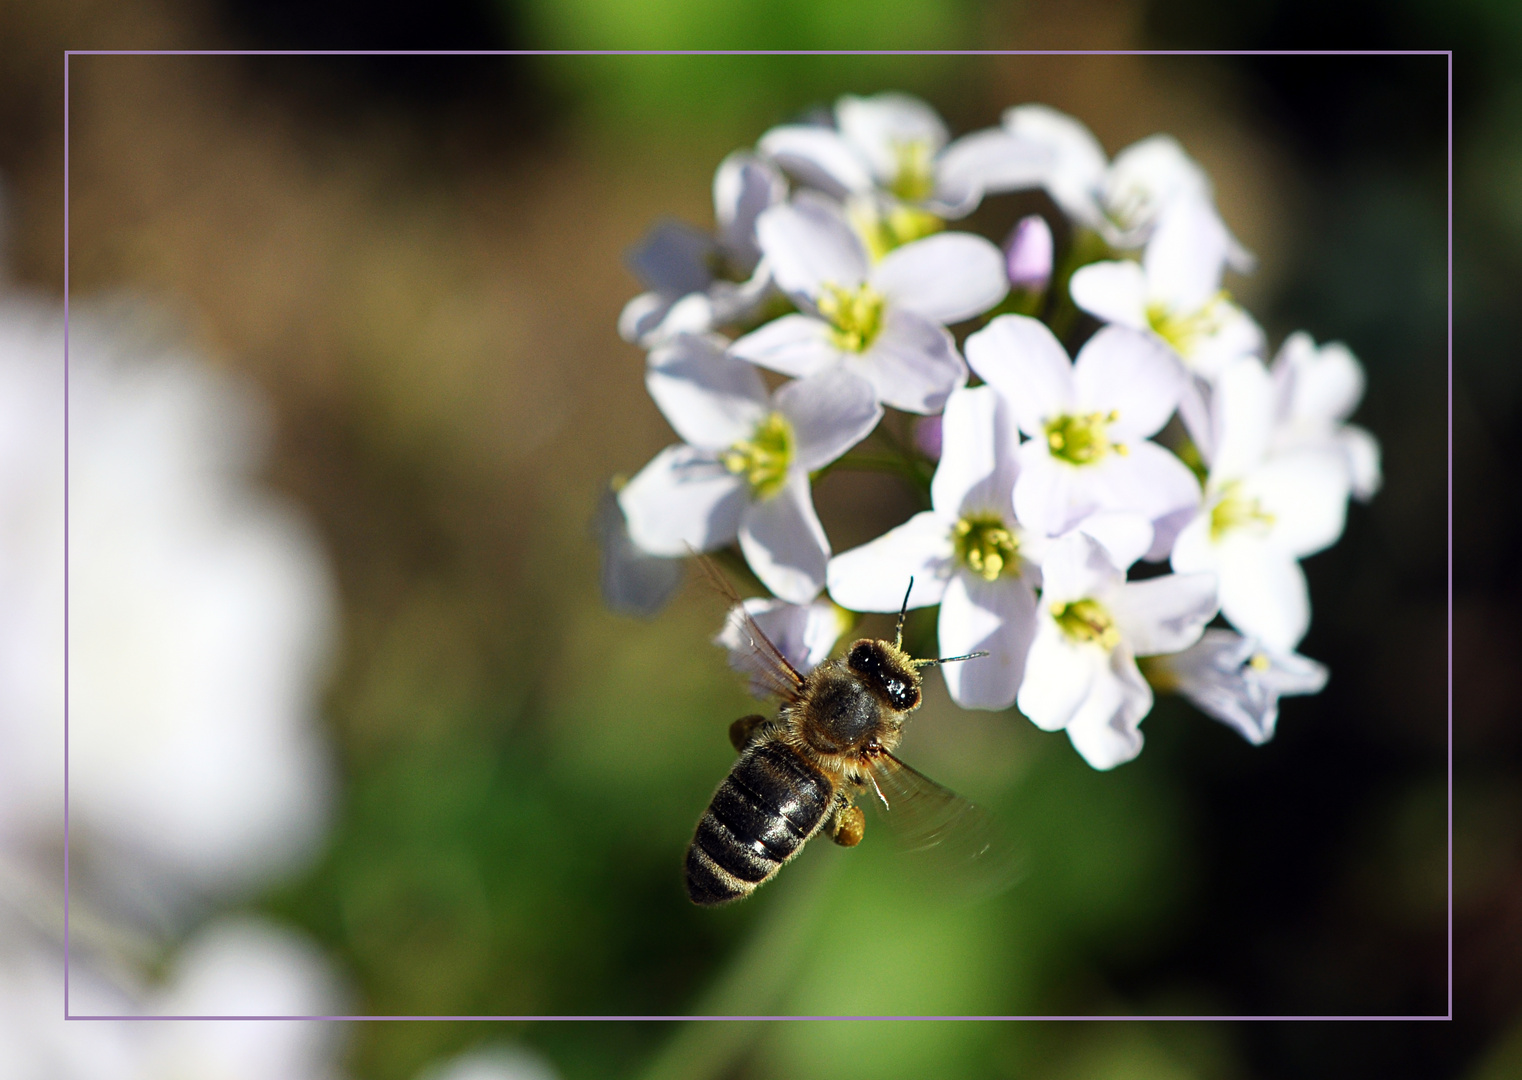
[915,414,943,461]
[1003,214,1054,292]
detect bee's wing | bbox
[865,750,1020,896]
[696,553,806,702]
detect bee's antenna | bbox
[895,577,913,649]
[912,651,991,669]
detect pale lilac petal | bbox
[1246,450,1349,557]
[856,308,966,414]
[931,384,1020,520]
[738,471,830,604]
[1073,325,1186,440]
[729,314,843,379]
[1036,531,1124,606]
[627,220,716,296]
[1070,510,1154,571]
[1103,135,1211,240]
[827,510,954,612]
[836,92,949,182]
[870,233,1008,325]
[1011,445,1078,537]
[1018,621,1101,731]
[1142,198,1229,313]
[718,597,847,691]
[964,314,1076,436]
[938,128,1049,199]
[1272,332,1365,426]
[1111,571,1219,656]
[1069,261,1150,330]
[1178,373,1215,463]
[1208,355,1275,484]
[1184,302,1266,382]
[1084,441,1203,548]
[775,366,883,471]
[755,201,869,299]
[1065,650,1152,769]
[1003,214,1055,291]
[1340,424,1382,501]
[758,124,875,199]
[618,445,745,556]
[1212,538,1311,653]
[938,571,1038,710]
[1156,629,1327,745]
[618,292,675,345]
[596,486,685,617]
[1002,104,1107,226]
[645,334,769,449]
[713,151,787,265]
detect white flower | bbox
[0,298,336,902]
[1269,331,1382,501]
[731,200,1005,414]
[593,484,684,618]
[618,333,881,603]
[1002,105,1251,262]
[758,92,1047,223]
[416,1045,561,1080]
[1018,533,1218,770]
[1069,198,1265,382]
[716,596,850,696]
[1147,629,1328,745]
[1170,356,1350,652]
[965,315,1200,557]
[618,151,786,346]
[827,384,1040,709]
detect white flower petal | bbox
[1111,571,1219,656]
[1002,104,1107,227]
[938,570,1038,710]
[719,597,845,691]
[827,510,954,612]
[836,92,949,181]
[714,151,787,265]
[618,444,746,556]
[626,220,716,296]
[1245,450,1350,557]
[646,334,769,449]
[1142,198,1230,313]
[729,314,842,379]
[1272,331,1365,426]
[1211,538,1311,653]
[856,308,966,414]
[738,471,830,604]
[870,232,1008,325]
[1080,440,1202,543]
[1340,424,1383,501]
[937,128,1049,199]
[1157,629,1327,745]
[595,486,685,617]
[964,314,1076,436]
[758,124,876,198]
[618,291,676,345]
[931,384,1020,520]
[1104,135,1211,240]
[1069,260,1150,330]
[1183,301,1266,382]
[1018,620,1102,731]
[1011,446,1080,537]
[1207,355,1276,484]
[1070,510,1155,571]
[1073,325,1186,440]
[755,200,869,299]
[1065,649,1152,769]
[1036,531,1124,606]
[774,365,883,471]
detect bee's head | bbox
[847,638,921,712]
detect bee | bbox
[685,562,1005,906]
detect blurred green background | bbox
[0,0,1507,1077]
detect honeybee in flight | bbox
[686,560,1008,906]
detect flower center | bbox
[1209,483,1276,541]
[1051,598,1120,650]
[721,412,794,500]
[889,139,936,203]
[850,200,945,261]
[952,514,1019,582]
[817,282,886,353]
[1146,292,1231,357]
[1044,411,1126,465]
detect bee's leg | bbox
[823,797,865,848]
[728,714,768,752]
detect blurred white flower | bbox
[1170,356,1349,652]
[618,333,881,603]
[0,295,337,905]
[1069,198,1265,383]
[416,1045,560,1080]
[1147,628,1328,745]
[759,92,1047,225]
[715,595,850,696]
[1269,331,1382,501]
[619,151,786,346]
[965,315,1200,558]
[731,200,1005,414]
[593,483,685,618]
[1018,533,1217,770]
[828,385,1041,710]
[1002,105,1251,263]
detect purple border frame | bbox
[60,48,1455,1024]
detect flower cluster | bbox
[606,93,1379,769]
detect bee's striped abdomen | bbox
[685,739,833,906]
